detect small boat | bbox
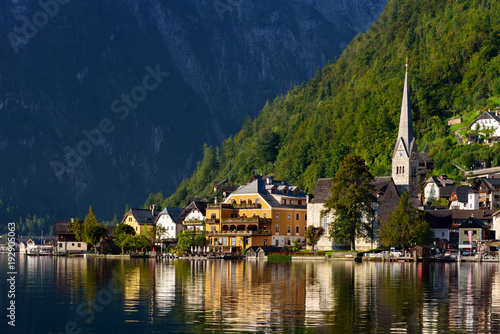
[130,252,149,258]
[27,245,54,256]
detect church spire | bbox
[396,59,414,154]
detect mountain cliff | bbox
[0,0,386,228]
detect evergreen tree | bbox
[322,154,376,251]
[82,206,108,253]
[379,191,434,251]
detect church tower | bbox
[392,61,419,199]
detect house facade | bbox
[181,200,207,231]
[54,220,88,253]
[458,217,492,251]
[122,207,159,237]
[469,110,500,144]
[449,186,475,210]
[155,207,184,242]
[473,177,500,210]
[205,175,307,252]
[423,175,456,204]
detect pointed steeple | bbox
[396,59,414,154]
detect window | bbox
[240,199,244,204]
[296,213,300,221]
[211,226,216,231]
[263,225,267,230]
[276,225,279,233]
[305,214,307,221]
[275,212,280,220]
[58,243,62,248]
[287,225,291,234]
[282,199,287,205]
[283,188,288,194]
[253,212,256,217]
[211,213,216,219]
[231,237,236,246]
[72,243,74,246]
[263,212,267,218]
[247,198,251,204]
[271,188,276,194]
[290,200,294,205]
[255,198,260,204]
[78,243,81,248]
[304,226,307,232]
[298,200,302,205]
[264,239,267,246]
[128,217,132,222]
[296,226,300,234]
[287,213,291,220]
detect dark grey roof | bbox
[310,177,393,204]
[458,217,489,230]
[451,209,495,221]
[229,175,307,208]
[439,186,456,198]
[156,207,184,223]
[309,178,332,204]
[472,111,500,124]
[452,186,473,203]
[419,152,432,162]
[125,208,159,225]
[425,210,452,229]
[372,177,394,196]
[54,220,73,235]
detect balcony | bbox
[183,220,204,225]
[207,203,262,209]
[207,230,271,237]
[221,217,271,224]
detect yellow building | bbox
[206,175,307,252]
[458,217,491,251]
[122,207,159,237]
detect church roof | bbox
[393,63,416,158]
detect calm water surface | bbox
[1,254,500,333]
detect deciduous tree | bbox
[305,226,324,252]
[322,154,376,251]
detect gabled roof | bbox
[425,175,456,187]
[156,207,184,224]
[372,176,395,196]
[123,208,159,225]
[180,201,207,218]
[474,177,500,192]
[451,186,473,203]
[458,217,490,230]
[471,111,500,125]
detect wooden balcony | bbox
[207,203,262,209]
[207,230,271,237]
[221,217,271,224]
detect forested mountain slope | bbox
[160,0,500,208]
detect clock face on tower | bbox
[398,152,403,158]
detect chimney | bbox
[214,197,218,204]
[151,205,155,215]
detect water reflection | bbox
[2,255,500,333]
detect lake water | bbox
[1,254,500,333]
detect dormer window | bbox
[283,188,288,195]
[294,189,299,196]
[271,187,276,194]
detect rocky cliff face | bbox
[0,0,386,223]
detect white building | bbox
[155,207,184,241]
[181,200,207,231]
[469,110,500,144]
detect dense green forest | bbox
[146,0,500,209]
